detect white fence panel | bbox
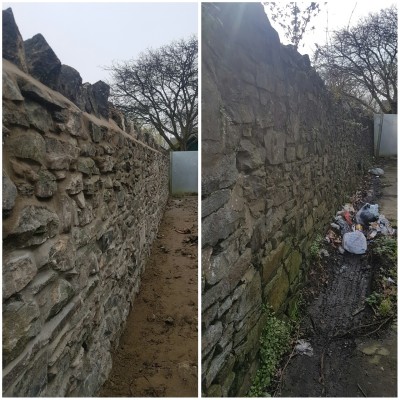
[374,114,397,156]
[170,151,198,194]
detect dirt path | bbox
[99,196,198,397]
[279,162,397,397]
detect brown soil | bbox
[99,196,198,397]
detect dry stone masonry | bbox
[2,9,169,396]
[201,3,374,396]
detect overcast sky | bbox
[3,2,198,84]
[264,1,396,58]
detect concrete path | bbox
[378,158,397,224]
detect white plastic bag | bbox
[343,231,367,254]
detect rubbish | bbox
[355,224,363,231]
[343,231,367,254]
[368,168,384,176]
[338,246,345,254]
[319,249,329,257]
[386,277,396,285]
[295,339,314,356]
[326,229,342,247]
[343,203,355,213]
[330,223,340,231]
[343,210,353,225]
[335,216,352,234]
[355,203,379,226]
[368,214,395,237]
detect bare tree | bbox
[314,6,397,114]
[263,2,323,50]
[108,36,198,150]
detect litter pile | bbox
[325,201,396,255]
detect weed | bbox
[310,234,323,259]
[366,236,397,318]
[248,308,292,397]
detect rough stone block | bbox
[77,157,99,177]
[3,69,24,101]
[36,279,75,321]
[48,236,76,271]
[202,322,223,357]
[3,171,17,214]
[202,189,230,219]
[264,266,290,312]
[35,169,57,198]
[202,205,241,247]
[5,205,60,247]
[5,128,46,165]
[3,251,37,299]
[65,173,83,195]
[3,298,41,365]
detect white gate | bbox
[374,114,397,156]
[170,151,198,194]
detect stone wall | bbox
[2,10,169,397]
[201,3,374,397]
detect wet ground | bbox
[99,196,198,397]
[279,158,397,397]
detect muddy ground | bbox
[278,159,397,397]
[99,196,198,397]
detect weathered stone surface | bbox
[5,205,60,247]
[36,279,75,321]
[35,170,57,198]
[3,171,17,214]
[2,8,28,72]
[3,251,37,299]
[5,128,46,165]
[48,236,76,271]
[202,205,240,247]
[3,298,41,365]
[203,322,223,357]
[65,173,83,195]
[24,33,61,88]
[91,80,110,119]
[56,64,82,105]
[77,157,99,176]
[3,69,24,101]
[202,189,230,219]
[24,100,54,133]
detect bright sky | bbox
[263,1,397,59]
[2,1,198,84]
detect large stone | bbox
[24,100,54,133]
[36,279,75,321]
[202,322,223,357]
[3,69,24,101]
[3,251,37,299]
[3,171,17,214]
[91,80,110,119]
[3,298,41,365]
[56,64,82,105]
[202,205,241,247]
[5,205,60,247]
[24,33,61,88]
[2,8,28,72]
[5,128,46,165]
[202,189,231,219]
[35,170,57,198]
[19,79,64,110]
[48,236,76,272]
[77,157,99,177]
[65,173,83,195]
